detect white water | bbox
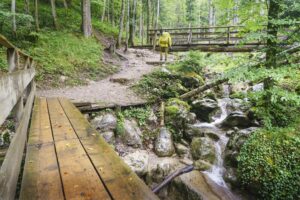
[198,85,231,188]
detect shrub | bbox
[237,126,300,199]
[134,70,188,101]
[122,106,152,126]
[248,87,300,128]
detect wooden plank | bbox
[19,143,64,200]
[0,83,35,200]
[59,98,159,200]
[0,68,35,126]
[20,97,64,200]
[47,98,111,200]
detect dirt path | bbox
[37,48,174,105]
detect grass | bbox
[28,30,117,87]
[0,0,121,88]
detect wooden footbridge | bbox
[133,25,284,52]
[0,36,158,199]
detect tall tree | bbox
[125,0,130,51]
[11,0,16,37]
[101,0,107,22]
[34,0,39,31]
[63,0,68,9]
[82,0,92,37]
[146,0,150,43]
[24,0,30,14]
[266,0,280,69]
[152,0,159,50]
[111,0,115,26]
[117,0,126,48]
[50,0,58,29]
[129,0,137,46]
[186,0,196,24]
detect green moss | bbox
[115,111,125,136]
[237,124,300,199]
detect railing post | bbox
[7,48,19,72]
[227,27,230,45]
[12,96,24,128]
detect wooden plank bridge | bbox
[133,25,287,52]
[0,35,158,199]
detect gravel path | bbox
[38,48,174,105]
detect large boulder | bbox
[191,98,220,122]
[174,143,189,157]
[221,111,251,128]
[191,137,216,164]
[166,171,237,200]
[185,124,220,142]
[165,98,190,129]
[91,113,117,131]
[100,131,115,144]
[123,150,149,176]
[122,119,142,148]
[224,127,258,168]
[155,127,175,157]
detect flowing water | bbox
[195,85,231,188]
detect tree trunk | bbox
[11,0,16,37]
[34,0,39,31]
[139,11,143,44]
[129,0,137,46]
[50,0,58,29]
[125,0,130,51]
[111,0,115,26]
[146,0,150,43]
[266,0,280,68]
[179,78,229,100]
[24,0,30,14]
[63,0,68,8]
[208,0,213,26]
[152,0,159,50]
[233,0,239,25]
[117,0,125,48]
[82,0,92,37]
[101,0,106,22]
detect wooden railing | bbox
[0,34,36,200]
[147,25,261,46]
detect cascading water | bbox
[195,85,231,188]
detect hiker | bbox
[158,29,172,61]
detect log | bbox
[160,101,165,127]
[74,101,148,113]
[179,78,229,100]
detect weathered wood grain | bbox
[0,83,35,200]
[59,98,159,200]
[20,98,64,200]
[0,68,35,126]
[47,98,111,200]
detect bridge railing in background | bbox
[0,34,36,200]
[148,25,265,46]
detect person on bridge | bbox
[158,29,172,61]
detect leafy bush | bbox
[168,51,205,75]
[248,87,300,128]
[122,106,152,126]
[134,70,188,101]
[115,111,125,136]
[237,126,300,199]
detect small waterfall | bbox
[197,84,231,188]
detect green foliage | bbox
[134,70,188,101]
[2,131,10,144]
[93,20,120,38]
[28,30,116,87]
[115,111,125,136]
[165,98,190,141]
[237,125,300,199]
[122,106,152,126]
[168,51,204,75]
[248,87,300,128]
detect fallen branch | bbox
[160,101,165,127]
[179,78,229,100]
[152,165,194,193]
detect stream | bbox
[195,85,231,188]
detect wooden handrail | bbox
[0,35,32,59]
[0,33,36,200]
